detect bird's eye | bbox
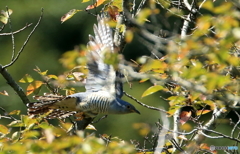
[127,105,130,109]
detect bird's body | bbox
[27,14,139,121]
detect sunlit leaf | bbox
[12,131,21,141]
[139,78,149,83]
[179,111,192,125]
[167,96,186,106]
[196,110,211,116]
[107,5,120,21]
[0,124,9,135]
[200,1,213,11]
[47,74,58,80]
[0,90,8,96]
[60,122,73,132]
[213,2,232,14]
[86,0,107,10]
[1,9,13,17]
[61,9,81,24]
[142,85,163,98]
[8,120,24,127]
[136,8,152,25]
[86,124,97,130]
[19,74,34,83]
[0,9,13,24]
[82,0,90,2]
[22,130,40,139]
[0,16,8,24]
[26,81,43,96]
[9,110,21,115]
[125,30,134,43]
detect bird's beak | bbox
[133,108,140,114]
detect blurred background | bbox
[0,0,236,149]
[0,0,167,146]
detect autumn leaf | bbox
[61,9,81,24]
[0,124,9,135]
[142,85,163,98]
[26,81,43,95]
[0,9,13,24]
[85,0,107,10]
[0,90,9,96]
[125,30,134,43]
[9,110,21,115]
[19,74,34,83]
[179,111,192,125]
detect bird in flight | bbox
[27,14,140,122]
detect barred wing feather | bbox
[85,15,117,96]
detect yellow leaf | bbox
[0,124,9,135]
[196,110,212,116]
[86,124,97,130]
[9,110,21,115]
[139,78,149,83]
[0,90,8,96]
[125,30,134,43]
[0,9,13,24]
[142,85,163,98]
[82,0,90,2]
[26,81,43,95]
[19,74,34,83]
[61,9,81,24]
[47,74,58,80]
[85,0,107,10]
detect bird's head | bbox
[109,98,140,114]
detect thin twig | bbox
[3,8,44,69]
[231,110,240,138]
[123,91,168,114]
[5,7,16,62]
[0,106,18,121]
[0,23,32,36]
[0,24,5,32]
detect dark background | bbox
[0,0,166,144]
[0,0,236,148]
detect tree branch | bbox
[0,23,32,36]
[0,64,30,104]
[3,8,44,69]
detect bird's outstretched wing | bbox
[85,14,118,96]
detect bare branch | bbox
[3,8,44,69]
[5,6,16,61]
[0,23,32,36]
[123,91,168,114]
[0,64,30,104]
[231,110,240,138]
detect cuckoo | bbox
[27,14,140,123]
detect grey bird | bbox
[27,14,140,122]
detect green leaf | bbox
[47,74,58,80]
[26,80,43,96]
[142,85,163,98]
[0,124,9,135]
[19,74,34,83]
[8,120,24,127]
[0,9,13,24]
[61,9,81,24]
[9,110,21,115]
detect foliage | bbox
[0,0,240,153]
[0,111,135,153]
